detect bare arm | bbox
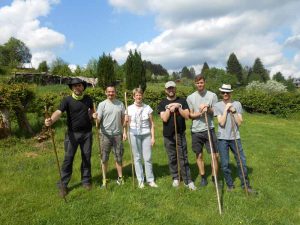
[160,108,171,122]
[44,110,62,126]
[149,113,155,146]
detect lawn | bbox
[0,113,299,225]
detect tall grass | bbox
[1,113,299,225]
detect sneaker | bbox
[200,177,208,186]
[148,182,158,188]
[116,176,124,185]
[172,179,179,187]
[138,182,145,189]
[185,182,197,191]
[82,183,92,191]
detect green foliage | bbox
[272,71,285,82]
[201,62,209,75]
[85,58,98,78]
[50,58,72,77]
[226,53,243,85]
[143,60,168,76]
[181,66,193,79]
[0,37,32,69]
[96,53,116,90]
[74,65,82,77]
[125,50,146,91]
[203,68,238,93]
[246,80,287,93]
[234,89,300,117]
[248,58,270,82]
[37,61,49,73]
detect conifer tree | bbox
[248,58,270,82]
[201,62,209,75]
[96,53,115,90]
[226,53,243,84]
[125,50,146,91]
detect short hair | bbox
[132,87,144,96]
[194,74,206,82]
[105,83,116,90]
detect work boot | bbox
[200,177,208,186]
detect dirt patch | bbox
[25,152,39,158]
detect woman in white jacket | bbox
[125,88,158,188]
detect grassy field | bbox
[1,112,300,225]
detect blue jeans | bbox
[218,139,249,187]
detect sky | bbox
[1,0,300,78]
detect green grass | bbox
[1,113,300,225]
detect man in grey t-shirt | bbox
[187,74,219,187]
[214,84,253,192]
[93,84,126,187]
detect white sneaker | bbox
[138,182,145,189]
[148,182,158,188]
[172,179,179,187]
[185,182,197,191]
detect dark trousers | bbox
[60,131,93,187]
[163,133,192,184]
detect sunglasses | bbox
[221,92,230,95]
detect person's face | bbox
[133,93,143,104]
[105,86,116,100]
[195,79,205,92]
[72,83,84,95]
[221,91,231,101]
[165,86,176,98]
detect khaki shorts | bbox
[100,133,124,164]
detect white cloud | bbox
[109,0,300,78]
[0,0,65,67]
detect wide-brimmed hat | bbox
[219,84,233,92]
[68,78,87,90]
[165,81,176,88]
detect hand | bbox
[92,112,98,119]
[151,138,155,147]
[123,132,127,141]
[199,104,208,113]
[45,118,52,127]
[225,103,232,111]
[230,107,236,113]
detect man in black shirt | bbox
[45,78,94,197]
[157,81,196,190]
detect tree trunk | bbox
[0,107,11,138]
[15,109,34,135]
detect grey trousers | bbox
[163,133,193,184]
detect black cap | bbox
[68,78,87,90]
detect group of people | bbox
[45,75,253,198]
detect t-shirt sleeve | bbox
[182,99,189,110]
[236,101,243,114]
[186,96,193,111]
[97,102,103,119]
[58,97,68,113]
[157,100,165,114]
[121,102,125,116]
[213,103,222,116]
[212,93,218,106]
[148,105,153,115]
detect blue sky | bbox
[1,0,300,77]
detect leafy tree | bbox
[37,61,49,73]
[248,58,270,82]
[189,67,196,78]
[0,37,32,68]
[201,62,209,75]
[181,66,193,79]
[272,72,285,83]
[203,68,238,93]
[74,65,82,77]
[50,58,72,77]
[143,60,168,76]
[125,50,146,91]
[85,58,98,77]
[226,53,243,85]
[284,76,296,92]
[96,53,115,90]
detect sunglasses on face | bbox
[221,92,230,95]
